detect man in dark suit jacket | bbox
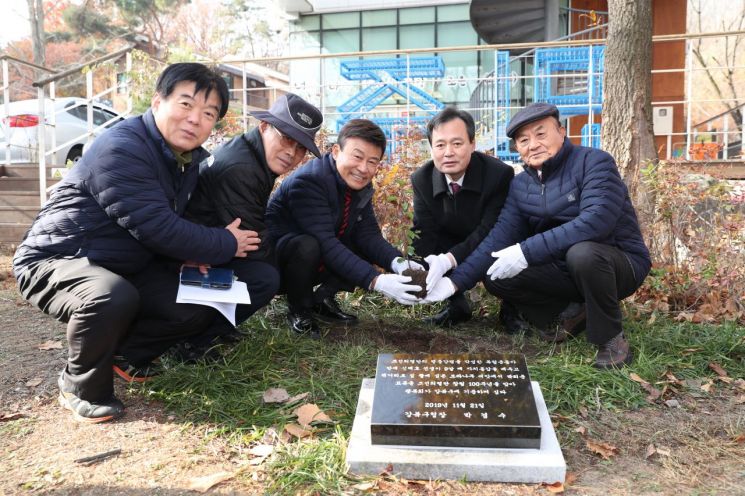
[412,107,514,326]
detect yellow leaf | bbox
[284,423,312,439]
[293,403,333,429]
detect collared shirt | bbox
[445,173,465,195]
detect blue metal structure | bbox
[533,45,605,116]
[336,57,446,143]
[581,123,602,149]
[493,50,521,162]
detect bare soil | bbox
[1,255,744,495]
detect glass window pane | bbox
[362,9,396,27]
[437,21,478,47]
[298,15,319,30]
[323,12,359,29]
[437,4,470,22]
[362,27,397,51]
[400,7,435,24]
[324,29,360,53]
[400,25,434,50]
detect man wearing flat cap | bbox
[185,93,324,349]
[425,102,651,369]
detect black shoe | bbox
[57,375,124,424]
[313,297,358,324]
[424,305,472,327]
[594,332,633,369]
[287,311,322,339]
[498,301,531,335]
[539,302,586,343]
[112,355,161,383]
[165,343,221,365]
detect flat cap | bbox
[506,102,560,139]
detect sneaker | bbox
[594,332,633,369]
[112,355,160,383]
[539,302,586,343]
[313,296,358,324]
[57,375,124,424]
[498,301,531,335]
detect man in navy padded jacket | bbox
[265,119,424,337]
[13,63,259,423]
[425,103,651,369]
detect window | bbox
[324,29,360,53]
[400,25,434,50]
[400,7,434,24]
[323,12,359,29]
[298,15,320,30]
[362,27,397,51]
[362,10,396,27]
[437,4,470,22]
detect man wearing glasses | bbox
[265,119,424,337]
[185,93,323,352]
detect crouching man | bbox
[265,119,424,337]
[426,103,651,369]
[13,63,258,422]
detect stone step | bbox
[0,191,41,208]
[0,222,30,244]
[0,206,40,224]
[0,177,60,191]
[0,164,61,179]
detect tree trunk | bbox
[601,0,657,202]
[27,0,45,73]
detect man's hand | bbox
[390,257,425,275]
[182,261,210,275]
[225,218,261,257]
[424,253,454,291]
[424,277,456,302]
[487,244,528,280]
[372,274,422,305]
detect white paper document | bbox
[176,281,251,326]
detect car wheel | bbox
[66,146,83,165]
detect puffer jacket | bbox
[450,139,651,291]
[186,128,277,263]
[265,153,401,289]
[13,109,236,277]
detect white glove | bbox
[486,243,528,280]
[424,277,457,303]
[373,274,422,305]
[424,253,454,291]
[390,257,425,275]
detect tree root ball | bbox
[402,267,428,299]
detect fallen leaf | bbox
[681,347,702,355]
[352,481,378,491]
[629,372,647,384]
[734,379,745,391]
[248,444,274,457]
[293,403,333,429]
[735,395,745,405]
[645,444,656,459]
[664,399,680,408]
[664,372,683,385]
[579,406,589,418]
[249,456,267,466]
[700,381,714,393]
[655,447,671,457]
[186,471,235,492]
[586,439,619,460]
[0,412,27,422]
[262,387,290,404]
[564,472,578,486]
[574,426,587,436]
[628,372,661,402]
[261,427,279,445]
[25,378,43,388]
[708,362,729,377]
[380,463,394,476]
[286,392,310,406]
[284,423,311,439]
[734,434,745,444]
[542,481,565,493]
[38,340,63,350]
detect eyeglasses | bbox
[273,126,308,155]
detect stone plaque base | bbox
[346,379,566,484]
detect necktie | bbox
[337,188,352,238]
[450,182,461,195]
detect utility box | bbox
[653,106,673,135]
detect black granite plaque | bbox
[370,353,541,449]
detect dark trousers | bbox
[185,258,280,347]
[16,257,207,402]
[276,234,355,312]
[483,241,640,345]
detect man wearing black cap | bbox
[425,102,651,369]
[185,93,324,347]
[266,119,424,336]
[411,107,514,327]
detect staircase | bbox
[0,164,58,252]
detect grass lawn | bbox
[138,290,745,495]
